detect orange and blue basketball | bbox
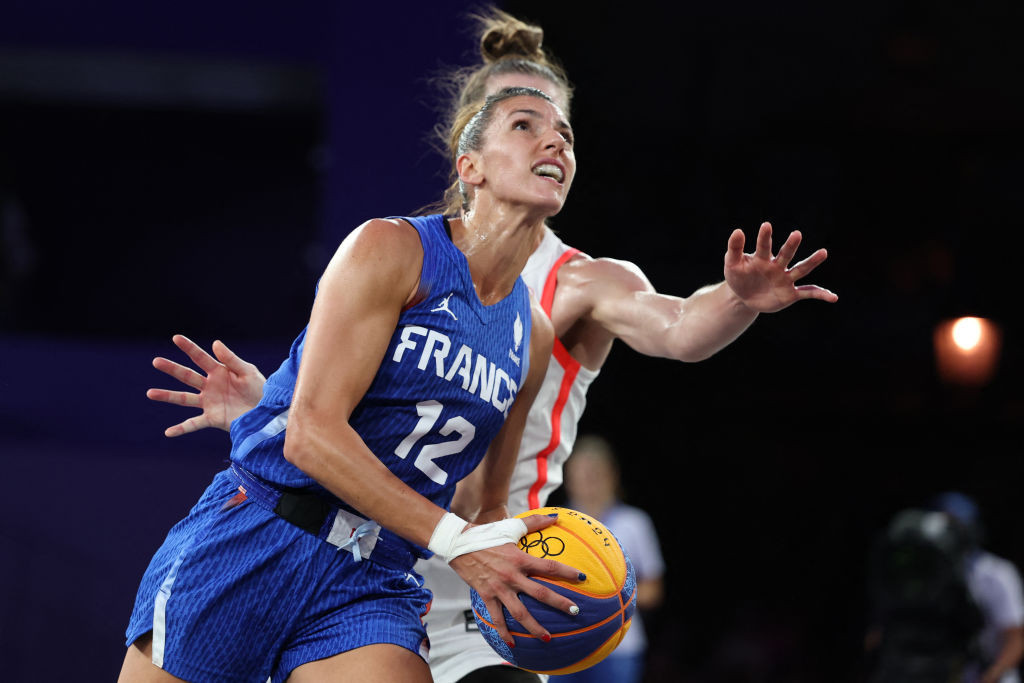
[469,506,637,675]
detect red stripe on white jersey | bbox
[540,248,579,315]
[528,339,580,509]
[529,247,582,510]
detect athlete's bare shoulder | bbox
[546,250,658,368]
[332,217,424,307]
[346,218,423,257]
[556,252,654,311]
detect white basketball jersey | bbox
[418,227,600,683]
[510,227,600,514]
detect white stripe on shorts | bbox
[152,546,189,668]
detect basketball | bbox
[469,506,637,675]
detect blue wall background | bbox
[0,2,479,679]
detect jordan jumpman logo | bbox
[431,293,457,320]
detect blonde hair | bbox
[455,7,573,113]
[422,6,573,216]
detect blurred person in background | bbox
[866,506,984,683]
[866,493,1023,683]
[932,492,1024,683]
[549,434,665,683]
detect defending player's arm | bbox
[282,219,578,644]
[565,221,837,362]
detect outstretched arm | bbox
[147,334,266,436]
[576,221,837,362]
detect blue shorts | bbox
[125,469,432,683]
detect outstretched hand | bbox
[449,513,583,648]
[146,334,266,437]
[724,221,838,313]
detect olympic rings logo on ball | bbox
[519,531,565,558]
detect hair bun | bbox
[480,21,544,62]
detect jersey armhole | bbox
[540,248,581,316]
[394,216,435,312]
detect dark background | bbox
[1,1,1021,681]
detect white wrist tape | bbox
[428,512,529,564]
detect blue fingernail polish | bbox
[547,513,559,518]
[578,572,587,581]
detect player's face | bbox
[475,95,575,216]
[485,73,570,114]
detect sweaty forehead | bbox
[495,94,570,127]
[484,73,570,113]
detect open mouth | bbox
[531,162,565,184]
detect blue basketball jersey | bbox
[230,214,532,560]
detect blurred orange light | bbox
[934,317,1001,386]
[951,317,983,351]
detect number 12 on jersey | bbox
[394,400,476,485]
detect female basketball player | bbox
[120,86,587,683]
[143,9,838,683]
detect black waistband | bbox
[227,464,418,571]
